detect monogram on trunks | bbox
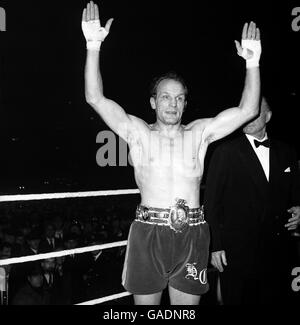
[135,198,205,233]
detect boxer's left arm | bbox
[199,22,261,144]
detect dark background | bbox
[0,0,299,194]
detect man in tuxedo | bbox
[204,96,300,304]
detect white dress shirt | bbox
[245,133,270,181]
[93,251,102,261]
[30,248,38,254]
[47,238,55,249]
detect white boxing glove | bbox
[237,39,262,68]
[82,19,109,51]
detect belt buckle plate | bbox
[142,206,150,221]
[137,206,150,221]
[168,199,189,233]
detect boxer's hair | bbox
[149,71,188,99]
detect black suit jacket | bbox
[204,135,300,273]
[39,237,60,253]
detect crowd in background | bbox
[0,195,136,305]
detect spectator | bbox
[40,222,59,253]
[62,233,87,304]
[47,246,70,305]
[3,229,16,246]
[11,262,51,305]
[83,233,123,300]
[68,221,84,246]
[13,229,25,257]
[23,229,41,256]
[20,222,32,238]
[53,215,65,241]
[41,258,56,289]
[0,242,12,305]
[9,229,42,299]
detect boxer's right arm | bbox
[85,50,135,141]
[83,1,136,142]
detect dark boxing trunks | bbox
[122,205,210,296]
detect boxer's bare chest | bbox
[129,127,206,178]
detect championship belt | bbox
[168,198,189,233]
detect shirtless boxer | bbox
[82,1,261,305]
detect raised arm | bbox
[200,22,261,144]
[82,1,138,141]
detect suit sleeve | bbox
[203,144,229,252]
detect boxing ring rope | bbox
[76,291,132,305]
[0,189,141,305]
[0,189,140,202]
[0,240,128,266]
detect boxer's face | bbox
[150,79,186,126]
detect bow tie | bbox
[254,139,270,148]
